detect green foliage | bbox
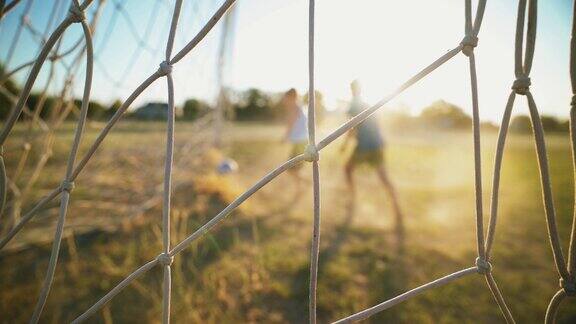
[182,98,210,120]
[106,99,122,119]
[0,64,115,121]
[72,99,107,120]
[510,115,534,134]
[419,100,472,129]
[25,93,58,120]
[231,88,327,122]
[540,115,569,133]
[303,90,327,123]
[233,88,278,121]
[510,114,569,134]
[384,101,570,134]
[384,100,477,132]
[0,64,20,120]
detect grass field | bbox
[1,119,576,323]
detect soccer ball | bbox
[217,158,239,174]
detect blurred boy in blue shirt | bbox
[341,80,403,220]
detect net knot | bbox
[156,252,173,267]
[67,5,86,23]
[560,278,576,296]
[158,61,173,76]
[460,34,478,57]
[475,257,492,274]
[60,180,75,192]
[303,144,319,162]
[511,76,531,95]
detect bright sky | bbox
[0,0,573,122]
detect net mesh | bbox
[0,0,575,323]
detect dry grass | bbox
[1,119,576,323]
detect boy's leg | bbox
[344,156,356,199]
[376,155,403,220]
[287,145,303,187]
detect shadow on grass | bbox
[279,197,409,323]
[0,188,281,322]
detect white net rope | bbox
[0,0,217,239]
[0,0,575,323]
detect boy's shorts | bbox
[290,142,307,159]
[289,142,307,170]
[349,147,384,167]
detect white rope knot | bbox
[303,144,319,162]
[559,278,576,296]
[67,5,86,23]
[158,61,173,76]
[475,257,492,274]
[511,76,531,95]
[156,253,173,267]
[460,34,478,57]
[60,180,75,192]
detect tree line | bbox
[0,79,325,123]
[0,67,569,133]
[383,100,570,134]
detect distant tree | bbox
[560,119,570,132]
[25,93,58,120]
[0,64,20,120]
[540,115,569,133]
[182,98,210,120]
[509,115,531,133]
[131,102,168,120]
[510,114,569,134]
[71,99,107,120]
[233,88,277,121]
[303,90,327,123]
[419,100,471,129]
[105,99,122,119]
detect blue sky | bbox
[0,0,574,122]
